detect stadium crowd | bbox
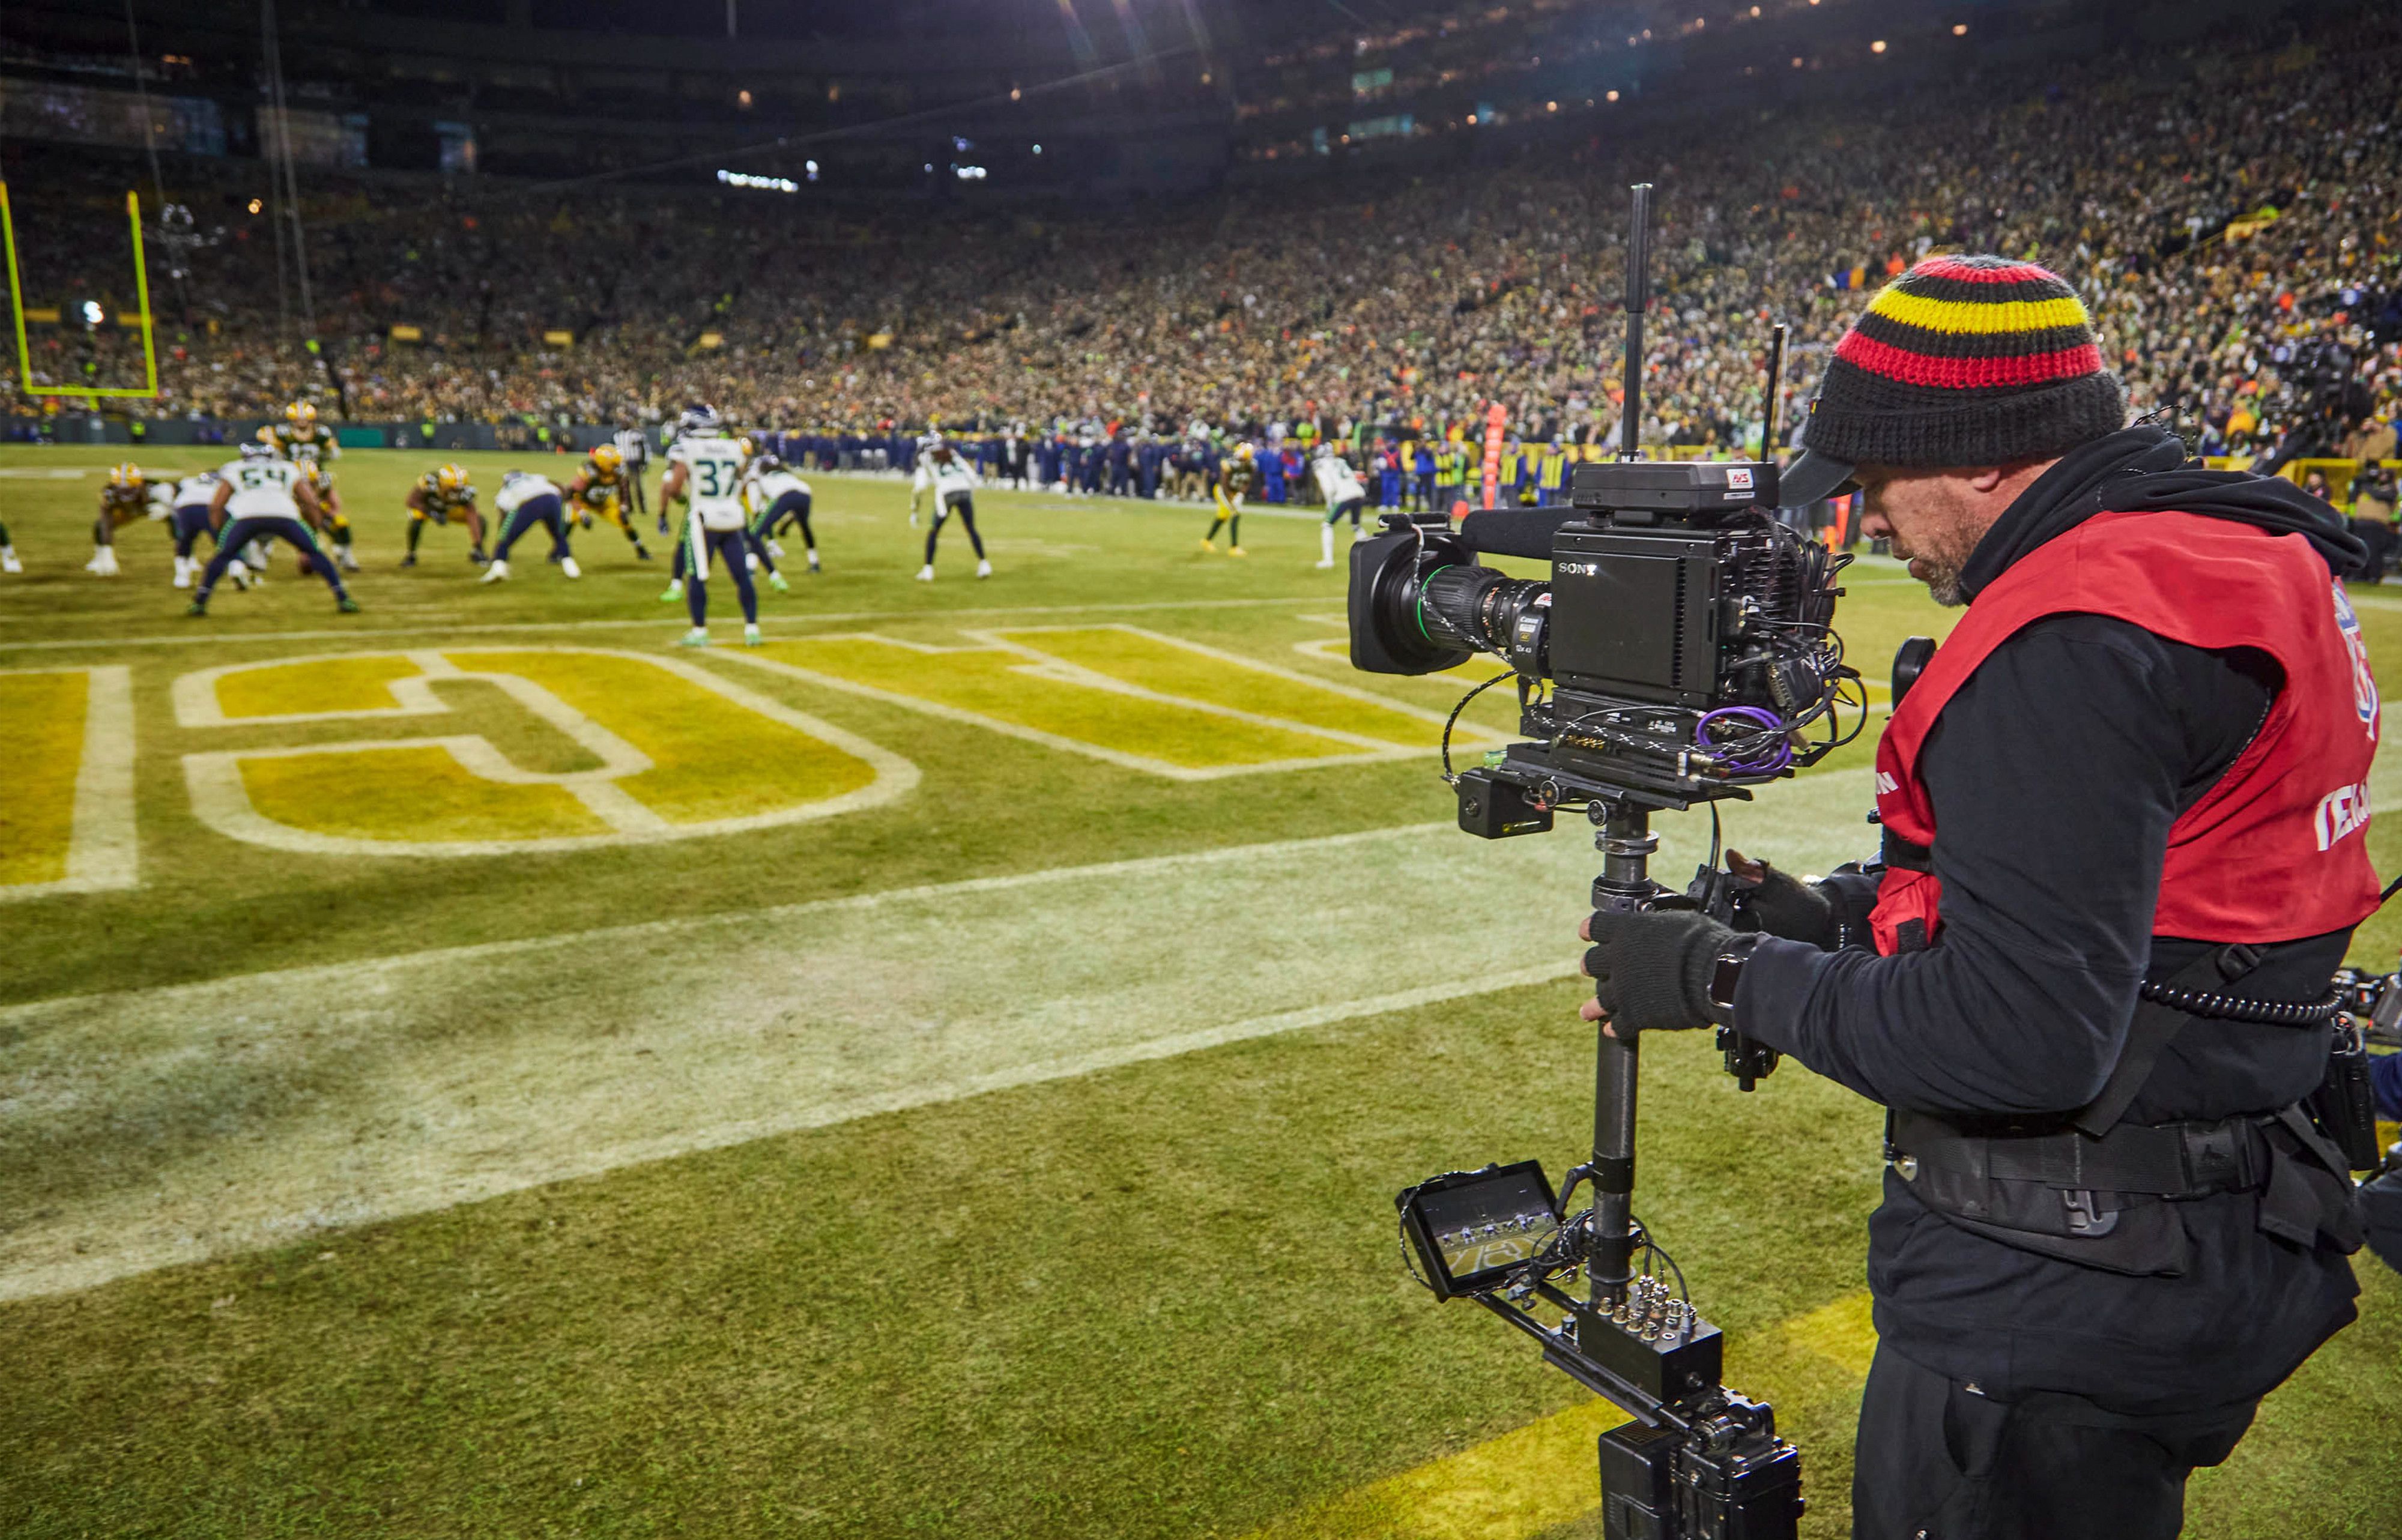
[4,7,2399,470]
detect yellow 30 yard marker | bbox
[1,185,161,400]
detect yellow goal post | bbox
[0,185,161,401]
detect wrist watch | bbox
[1708,934,1764,1015]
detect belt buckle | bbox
[2182,1121,2245,1193]
[2062,1188,2119,1236]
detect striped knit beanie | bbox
[1797,255,2126,475]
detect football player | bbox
[658,405,763,647]
[1200,442,1256,557]
[187,443,358,616]
[563,443,652,561]
[261,401,358,571]
[743,450,815,575]
[479,471,580,583]
[908,435,990,582]
[91,462,173,576]
[0,516,17,574]
[168,470,255,590]
[402,464,489,566]
[1311,444,1370,569]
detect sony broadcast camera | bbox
[1351,185,1863,1540]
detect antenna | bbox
[1618,182,1651,462]
[1757,322,1788,462]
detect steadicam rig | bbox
[1357,183,1822,1540]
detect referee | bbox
[1578,256,2377,1538]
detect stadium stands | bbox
[2,5,2397,464]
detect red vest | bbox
[1871,510,2382,955]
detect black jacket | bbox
[1737,428,2363,1410]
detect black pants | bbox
[493,494,568,562]
[1851,1344,2258,1540]
[925,492,984,565]
[686,523,757,625]
[196,516,345,602]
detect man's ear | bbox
[1966,465,2009,494]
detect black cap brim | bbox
[1778,449,1859,507]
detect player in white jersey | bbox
[745,453,820,574]
[187,444,358,615]
[909,436,990,581]
[1311,444,1370,569]
[168,471,256,590]
[479,471,581,583]
[657,406,763,646]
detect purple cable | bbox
[1696,705,1792,774]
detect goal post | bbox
[1,185,161,402]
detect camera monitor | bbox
[1398,1161,1560,1300]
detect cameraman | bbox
[1578,256,2377,1539]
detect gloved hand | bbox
[1578,906,1738,1036]
[1726,850,1840,950]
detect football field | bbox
[1,445,2396,1538]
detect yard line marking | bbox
[0,779,1887,1302]
[0,665,138,902]
[0,596,1335,653]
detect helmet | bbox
[1236,443,1256,462]
[285,401,318,429]
[239,441,276,462]
[435,464,470,493]
[108,462,143,489]
[588,444,625,476]
[750,452,784,474]
[676,404,722,436]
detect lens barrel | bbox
[1421,565,1550,674]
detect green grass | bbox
[1,444,2397,1538]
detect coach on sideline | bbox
[1578,256,2377,1538]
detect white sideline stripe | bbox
[172,647,919,858]
[0,778,1893,1302]
[0,596,1334,653]
[0,665,138,902]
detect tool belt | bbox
[1889,1105,2362,1276]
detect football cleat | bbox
[1200,539,1215,554]
[400,554,418,568]
[635,545,652,560]
[976,559,992,579]
[88,546,121,576]
[336,596,362,614]
[471,549,491,566]
[1314,559,1335,570]
[764,540,785,560]
[480,560,511,584]
[767,571,789,594]
[184,599,208,617]
[1229,546,1247,557]
[744,624,763,647]
[915,565,934,582]
[659,579,684,602]
[0,549,20,574]
[561,557,582,579]
[337,547,361,571]
[677,627,711,647]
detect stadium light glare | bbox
[1033,143,1042,154]
[1791,56,1803,67]
[1010,85,1021,100]
[1606,90,1620,101]
[82,300,104,325]
[1547,100,1556,111]
[717,169,798,192]
[805,160,820,181]
[955,165,988,180]
[1952,23,1968,34]
[247,198,262,214]
[1871,39,1887,52]
[737,89,753,107]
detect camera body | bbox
[1350,459,1851,816]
